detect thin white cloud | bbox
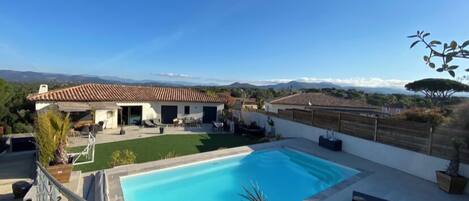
[155,72,193,78]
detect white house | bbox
[27,83,224,129]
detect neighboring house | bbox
[265,93,382,116]
[27,83,224,129]
[234,98,258,110]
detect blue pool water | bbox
[121,148,359,201]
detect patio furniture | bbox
[184,118,195,127]
[318,135,342,151]
[151,119,160,125]
[79,125,90,135]
[212,121,224,132]
[352,191,388,201]
[173,118,183,127]
[98,121,104,131]
[143,120,157,128]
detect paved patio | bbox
[105,138,469,201]
[68,125,228,147]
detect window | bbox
[184,106,190,114]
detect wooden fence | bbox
[248,108,469,164]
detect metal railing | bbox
[36,161,86,201]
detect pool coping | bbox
[105,139,370,201]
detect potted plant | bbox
[436,137,468,194]
[35,109,73,183]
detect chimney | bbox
[38,84,48,94]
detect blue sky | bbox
[0,0,468,87]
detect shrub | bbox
[446,101,469,130]
[13,122,34,133]
[396,107,449,126]
[159,151,178,160]
[109,150,136,167]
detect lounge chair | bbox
[151,119,160,125]
[143,120,157,128]
[80,125,90,135]
[212,121,224,132]
[184,118,193,127]
[352,191,388,201]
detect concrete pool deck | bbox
[105,138,469,201]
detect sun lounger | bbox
[143,120,157,127]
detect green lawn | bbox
[69,134,264,172]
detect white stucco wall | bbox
[117,101,224,123]
[265,103,307,113]
[35,101,224,127]
[35,102,52,111]
[94,109,118,129]
[238,111,469,193]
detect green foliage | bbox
[0,79,13,131]
[240,182,268,201]
[0,79,75,134]
[109,149,136,167]
[446,102,469,130]
[409,31,469,77]
[304,88,437,108]
[35,109,71,167]
[405,78,469,101]
[446,137,468,176]
[395,108,449,126]
[13,122,34,133]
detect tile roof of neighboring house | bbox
[269,93,373,108]
[27,83,224,103]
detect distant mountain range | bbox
[225,81,341,90]
[0,70,191,87]
[0,69,412,94]
[225,81,411,94]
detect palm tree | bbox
[35,109,70,166]
[240,182,267,201]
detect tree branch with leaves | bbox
[408,31,469,77]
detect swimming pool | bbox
[120,148,359,201]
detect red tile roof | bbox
[27,83,223,103]
[270,93,372,108]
